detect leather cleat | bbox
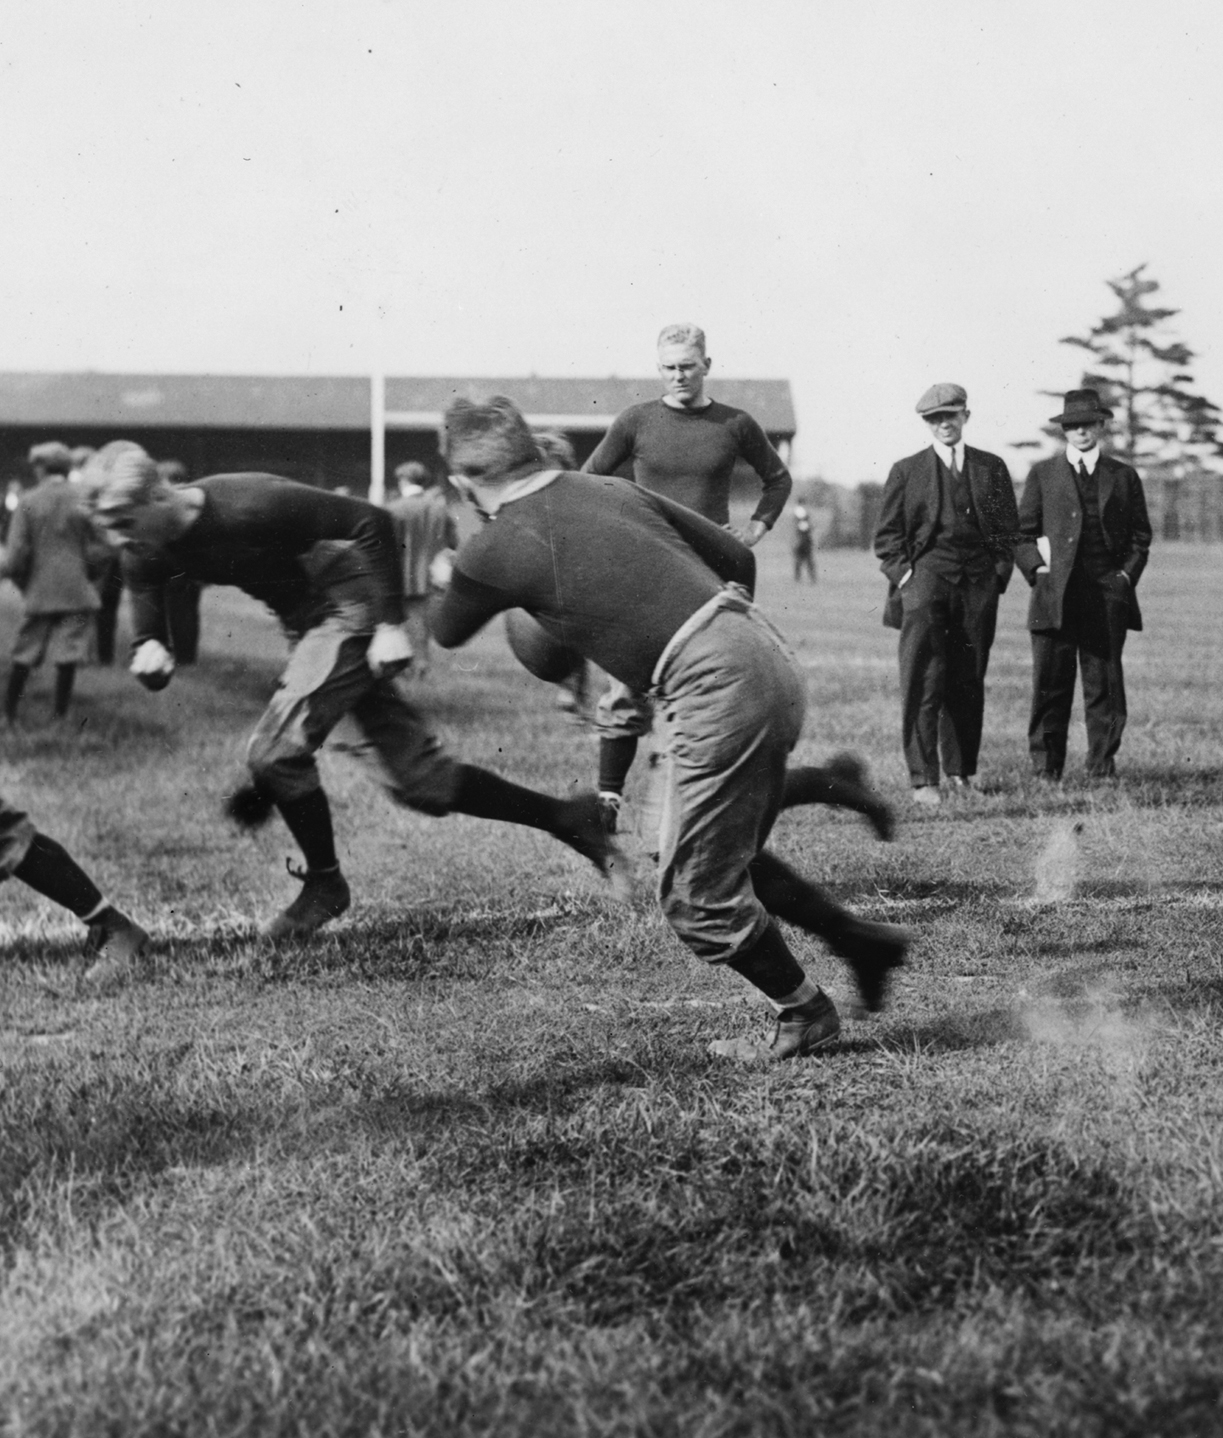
[82,906,151,990]
[555,794,635,901]
[831,918,910,1016]
[263,866,351,941]
[911,785,941,808]
[709,990,841,1062]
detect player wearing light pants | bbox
[81,445,626,942]
[431,396,909,1063]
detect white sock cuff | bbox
[770,976,822,1013]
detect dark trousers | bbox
[1029,572,1129,778]
[95,556,123,665]
[898,567,999,785]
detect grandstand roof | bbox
[0,372,796,437]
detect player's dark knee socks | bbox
[13,833,104,918]
[749,849,850,942]
[54,664,76,716]
[597,736,638,795]
[724,920,808,1002]
[274,788,339,873]
[450,764,560,832]
[781,765,867,813]
[5,663,30,721]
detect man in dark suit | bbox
[874,384,1019,806]
[1015,389,1151,781]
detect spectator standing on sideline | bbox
[1,442,106,725]
[82,443,626,941]
[874,384,1020,807]
[1015,390,1151,781]
[792,501,817,582]
[581,323,793,832]
[387,461,457,678]
[431,396,908,1062]
[157,460,203,665]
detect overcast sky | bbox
[2,0,1221,483]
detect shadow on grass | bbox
[861,1005,1028,1055]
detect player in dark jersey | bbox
[581,323,794,831]
[577,324,889,842]
[431,396,909,1063]
[81,444,626,941]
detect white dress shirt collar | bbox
[1067,445,1101,475]
[931,439,966,470]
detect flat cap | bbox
[28,441,73,473]
[916,383,968,416]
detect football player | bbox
[430,396,909,1063]
[82,444,626,941]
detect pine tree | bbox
[1058,263,1222,470]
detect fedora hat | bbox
[1050,389,1113,426]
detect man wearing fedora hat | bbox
[874,384,1020,805]
[1015,389,1151,781]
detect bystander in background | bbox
[387,461,457,678]
[1,442,107,725]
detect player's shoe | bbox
[911,785,941,808]
[263,866,351,941]
[827,751,895,841]
[555,794,634,901]
[81,906,151,990]
[709,990,841,1062]
[832,917,910,1016]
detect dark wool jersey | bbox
[582,399,792,529]
[123,474,405,646]
[431,472,756,692]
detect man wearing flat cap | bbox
[874,384,1020,805]
[1015,389,1151,781]
[1,442,108,725]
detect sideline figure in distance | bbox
[430,396,909,1063]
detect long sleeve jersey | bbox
[122,474,405,646]
[430,471,756,692]
[581,399,792,529]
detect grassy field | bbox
[1,539,1222,1436]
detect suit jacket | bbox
[874,445,1019,629]
[0,476,105,614]
[1015,453,1151,632]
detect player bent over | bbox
[0,795,147,986]
[82,445,625,940]
[430,397,909,1061]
